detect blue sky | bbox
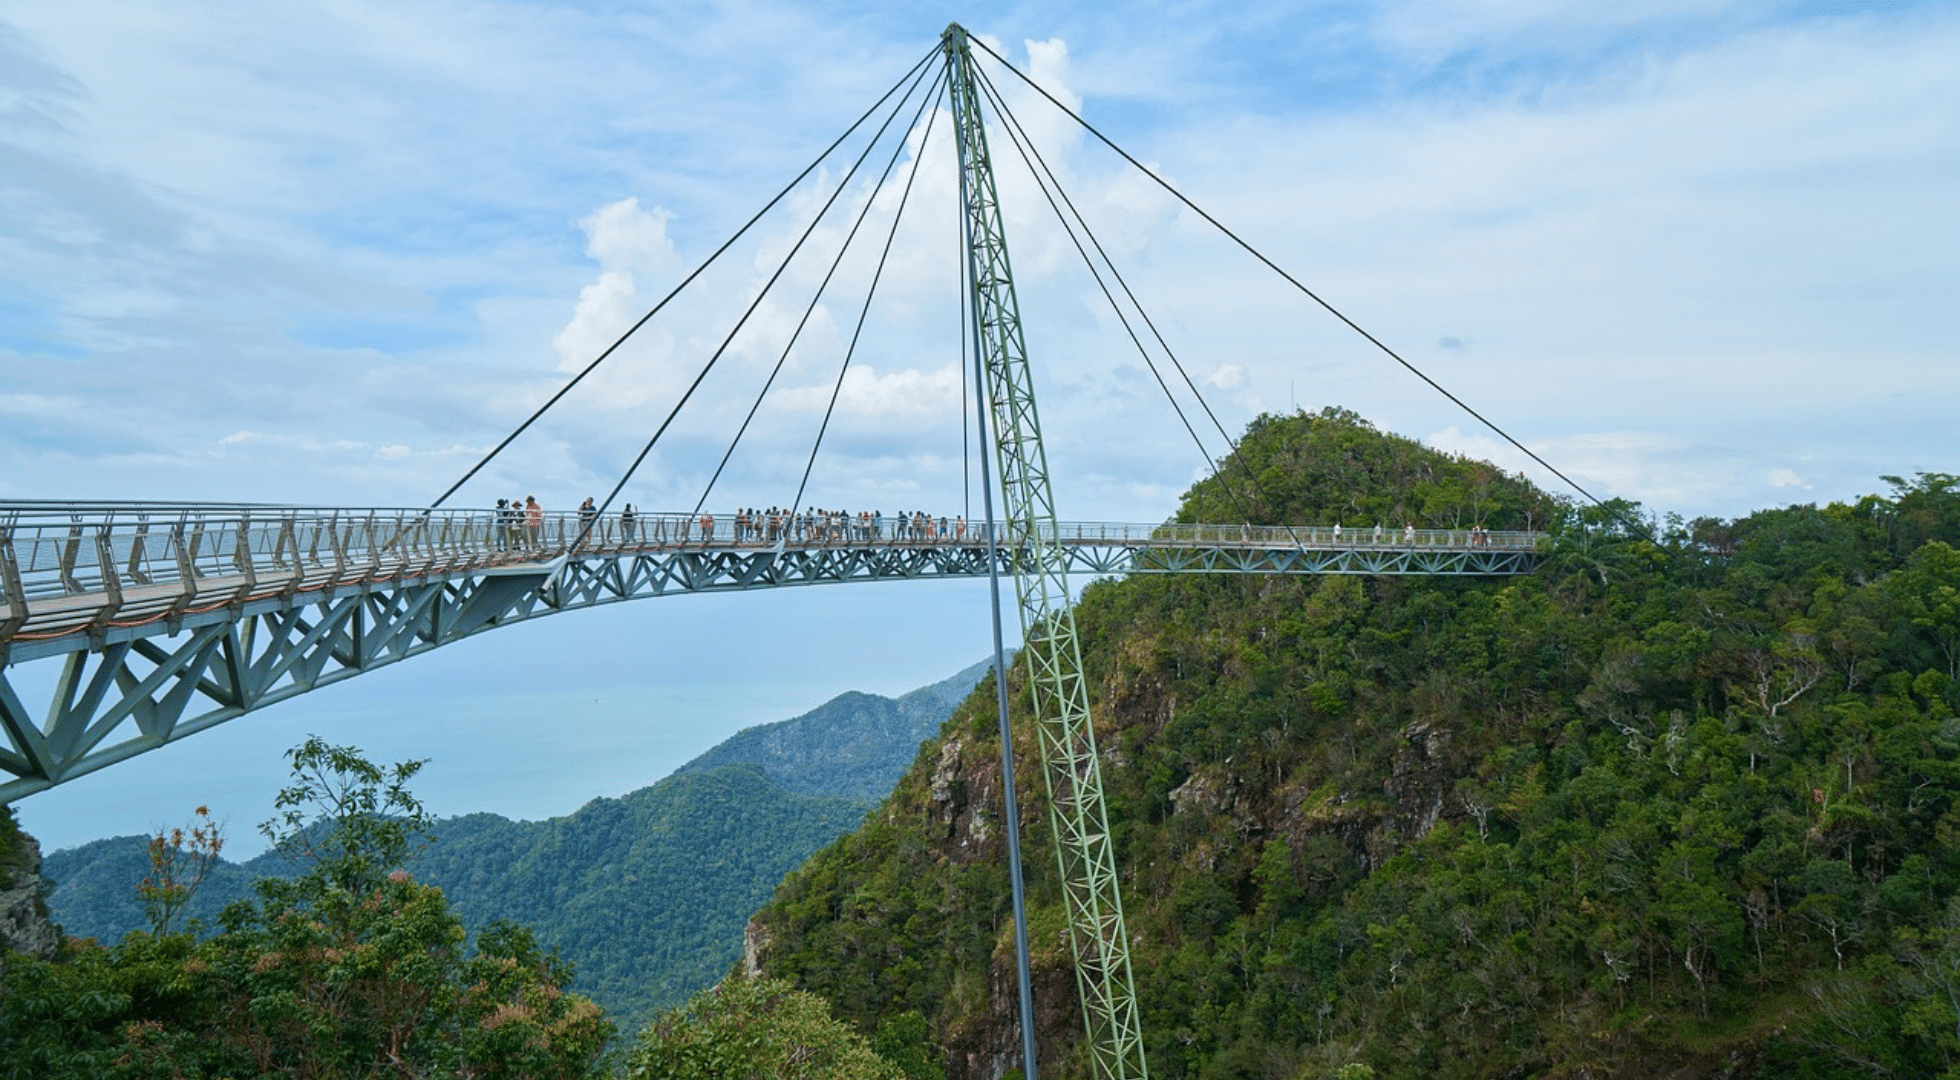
[4,0,1956,850]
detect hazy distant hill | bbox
[415,762,875,1029]
[41,834,267,944]
[677,658,993,797]
[43,659,991,1033]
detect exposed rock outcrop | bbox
[1,816,60,961]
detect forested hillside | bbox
[751,408,1960,1080]
[43,663,987,1034]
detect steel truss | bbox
[945,26,1149,1079]
[0,526,1536,803]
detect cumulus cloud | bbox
[1768,467,1809,489]
[551,269,641,372]
[580,198,677,273]
[552,198,680,373]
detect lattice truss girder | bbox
[0,573,533,802]
[0,545,990,801]
[944,26,1149,1080]
[0,537,1538,802]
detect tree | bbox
[137,805,224,936]
[1896,542,1960,684]
[626,976,907,1080]
[261,733,435,894]
[1897,895,1960,1075]
[185,735,613,1079]
[3,737,613,1080]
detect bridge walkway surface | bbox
[0,503,1542,800]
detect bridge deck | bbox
[2,505,1541,662]
[0,504,1542,800]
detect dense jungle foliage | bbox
[1,675,976,1077]
[38,664,992,1033]
[1,739,615,1080]
[39,765,871,1036]
[753,408,1960,1079]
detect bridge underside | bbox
[0,531,1538,802]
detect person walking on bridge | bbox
[578,497,598,547]
[524,496,543,549]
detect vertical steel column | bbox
[942,24,1149,1080]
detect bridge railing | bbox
[0,507,494,607]
[1,504,1544,608]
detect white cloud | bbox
[579,197,677,275]
[1206,363,1246,390]
[1768,468,1809,489]
[552,198,682,373]
[551,269,639,372]
[772,363,961,421]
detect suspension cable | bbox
[578,57,940,537]
[967,36,1609,511]
[429,43,939,510]
[975,70,1289,541]
[978,66,1272,502]
[689,67,949,520]
[786,76,947,518]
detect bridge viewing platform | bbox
[0,502,1542,800]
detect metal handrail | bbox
[0,504,1545,607]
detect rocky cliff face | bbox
[920,729,1082,1080]
[1,813,60,961]
[750,645,1475,1080]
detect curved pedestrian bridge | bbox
[0,502,1543,800]
[2,503,1542,660]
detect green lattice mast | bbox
[942,24,1149,1080]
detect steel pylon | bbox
[942,24,1149,1080]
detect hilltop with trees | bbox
[751,408,1960,1078]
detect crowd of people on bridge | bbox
[486,498,984,552]
[1338,522,1496,548]
[721,507,974,545]
[484,498,1504,555]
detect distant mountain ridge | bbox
[677,659,993,797]
[42,658,993,1032]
